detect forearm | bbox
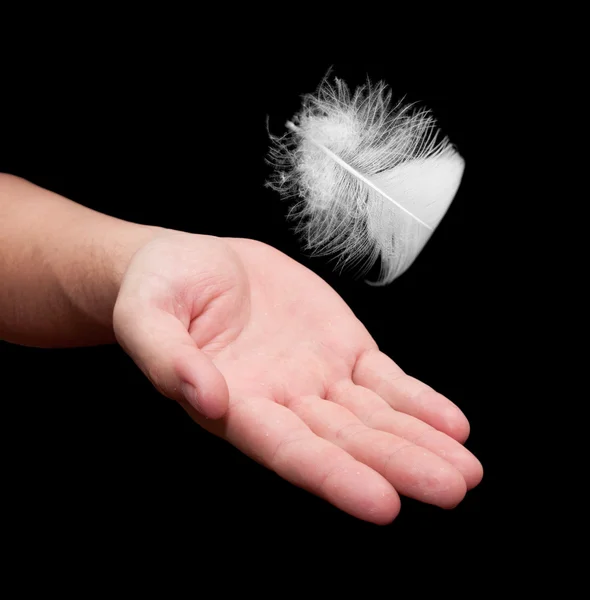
[0,174,161,347]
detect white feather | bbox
[267,76,465,285]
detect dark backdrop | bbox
[1,60,492,559]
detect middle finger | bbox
[288,394,467,508]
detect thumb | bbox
[114,305,229,420]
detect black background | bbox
[1,59,494,561]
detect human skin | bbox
[0,174,482,524]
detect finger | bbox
[328,381,483,490]
[196,395,400,525]
[114,304,229,419]
[289,395,467,509]
[352,349,471,442]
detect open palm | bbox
[114,232,482,524]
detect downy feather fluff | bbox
[267,76,465,285]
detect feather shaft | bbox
[286,120,433,231]
[268,76,465,285]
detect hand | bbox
[113,232,482,524]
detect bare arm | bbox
[0,174,159,346]
[0,173,481,522]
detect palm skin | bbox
[113,232,482,524]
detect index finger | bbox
[187,395,401,524]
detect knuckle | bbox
[334,422,365,443]
[316,462,348,496]
[269,433,308,468]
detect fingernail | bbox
[180,382,204,414]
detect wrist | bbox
[0,173,172,346]
[83,221,165,333]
